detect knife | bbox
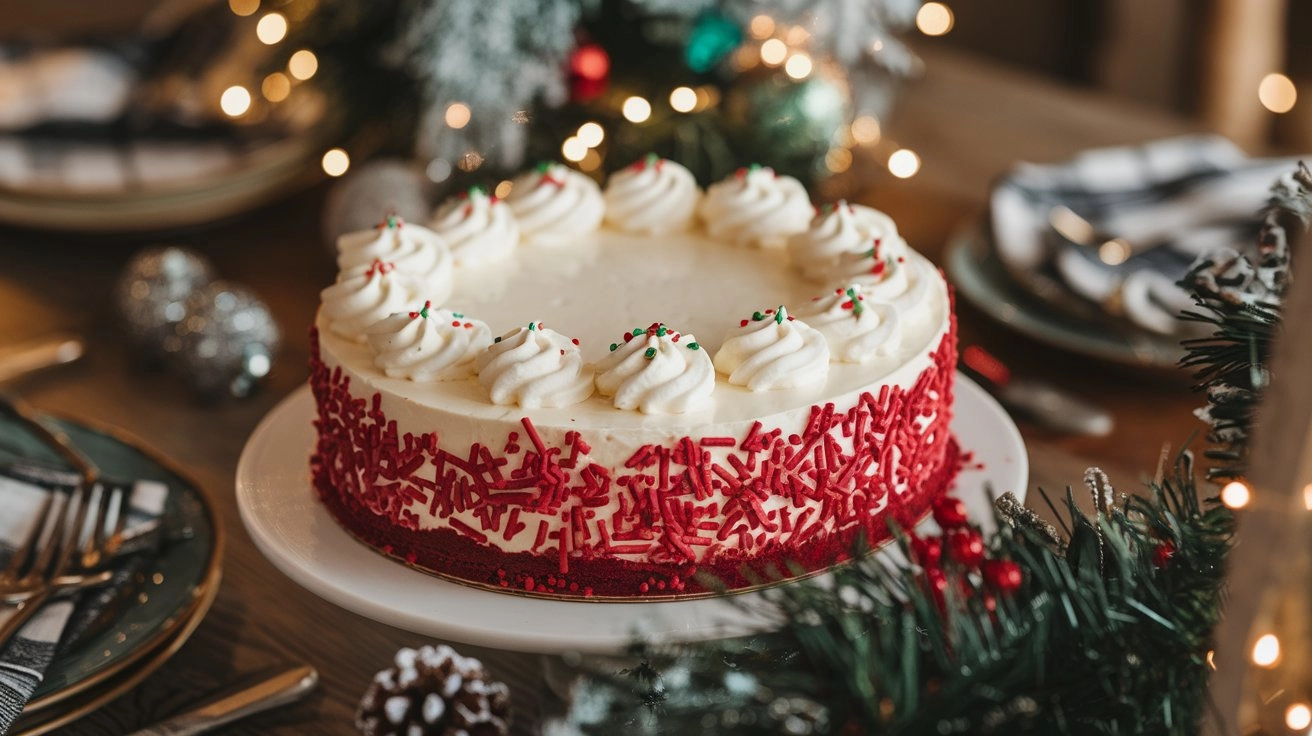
[125,665,319,736]
[960,345,1114,437]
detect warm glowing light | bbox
[888,149,921,178]
[321,148,350,177]
[785,53,813,80]
[256,12,288,44]
[445,103,471,129]
[734,46,759,71]
[1220,480,1251,509]
[916,3,954,36]
[562,136,588,162]
[825,148,853,173]
[261,73,291,102]
[1287,704,1312,731]
[760,39,788,66]
[1252,633,1280,667]
[229,0,259,16]
[1303,483,1312,510]
[494,180,513,199]
[1098,239,1131,266]
[288,50,318,80]
[622,96,652,123]
[1259,73,1297,113]
[220,86,252,117]
[669,86,697,113]
[577,122,605,148]
[579,149,603,172]
[1206,650,1215,670]
[695,86,721,111]
[851,115,881,145]
[749,14,775,39]
[785,26,810,45]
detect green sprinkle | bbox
[657,325,668,337]
[774,306,787,324]
[748,163,762,173]
[821,203,834,215]
[632,328,643,336]
[535,161,553,174]
[863,248,876,258]
[688,342,700,350]
[385,214,400,229]
[846,287,864,317]
[645,152,659,166]
[751,311,764,322]
[610,343,619,352]
[419,303,430,319]
[528,322,537,331]
[644,347,657,360]
[452,312,464,318]
[468,185,486,197]
[494,336,502,343]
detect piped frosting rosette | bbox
[698,165,812,247]
[792,285,903,362]
[365,301,491,381]
[826,245,932,315]
[336,215,454,301]
[713,306,829,390]
[505,163,604,246]
[603,155,702,234]
[476,322,594,408]
[320,260,422,341]
[429,186,519,266]
[788,202,909,282]
[595,323,714,413]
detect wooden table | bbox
[0,47,1214,734]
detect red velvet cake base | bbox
[308,317,961,600]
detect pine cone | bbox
[356,645,511,736]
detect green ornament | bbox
[684,10,743,74]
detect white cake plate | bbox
[236,375,1028,655]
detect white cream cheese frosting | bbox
[603,155,702,234]
[365,302,491,381]
[594,323,715,413]
[793,284,903,363]
[336,216,455,300]
[475,322,595,408]
[429,186,519,266]
[698,165,812,248]
[713,306,830,390]
[320,260,420,341]
[789,202,909,282]
[835,250,934,315]
[505,163,604,246]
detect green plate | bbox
[0,410,222,711]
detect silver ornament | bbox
[321,159,430,254]
[113,246,216,356]
[174,281,281,398]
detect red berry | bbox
[910,535,943,567]
[946,529,985,568]
[1153,541,1175,568]
[925,567,947,594]
[983,559,1023,593]
[932,496,969,529]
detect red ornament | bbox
[982,558,1023,593]
[946,529,985,568]
[931,496,969,529]
[569,43,610,102]
[1153,540,1175,568]
[925,567,948,595]
[910,535,942,568]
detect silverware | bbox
[125,666,319,736]
[961,345,1114,437]
[0,336,84,384]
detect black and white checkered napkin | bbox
[0,467,165,734]
[989,135,1299,335]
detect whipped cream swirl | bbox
[429,186,519,266]
[603,155,702,234]
[830,250,933,315]
[698,165,812,247]
[595,323,715,413]
[788,202,909,282]
[320,260,421,341]
[793,285,903,362]
[505,163,604,246]
[365,302,491,381]
[713,307,830,390]
[336,216,454,300]
[476,322,594,408]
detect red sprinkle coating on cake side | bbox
[309,315,960,599]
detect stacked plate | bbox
[0,414,221,735]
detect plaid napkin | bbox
[989,135,1300,335]
[0,466,165,733]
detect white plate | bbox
[237,376,1027,654]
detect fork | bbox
[0,483,125,602]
